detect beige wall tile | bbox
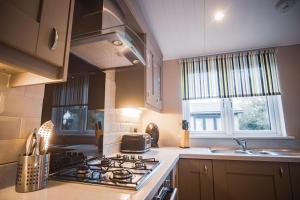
[0,92,5,114]
[19,117,41,139]
[0,116,21,140]
[24,84,45,99]
[7,87,25,97]
[103,143,120,156]
[0,139,25,164]
[0,73,9,90]
[0,162,17,189]
[2,94,43,118]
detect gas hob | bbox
[49,154,160,190]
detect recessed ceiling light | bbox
[112,40,123,46]
[132,59,139,64]
[214,11,225,21]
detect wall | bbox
[277,45,300,138]
[103,71,143,155]
[0,73,44,189]
[142,60,182,146]
[142,44,300,148]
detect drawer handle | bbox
[49,27,59,50]
[204,165,208,175]
[279,167,284,177]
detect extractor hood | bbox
[71,0,146,70]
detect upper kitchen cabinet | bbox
[115,0,163,111]
[115,42,163,111]
[145,48,162,110]
[36,0,71,66]
[0,0,74,87]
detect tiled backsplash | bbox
[103,71,143,155]
[0,73,45,189]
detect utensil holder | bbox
[15,154,50,193]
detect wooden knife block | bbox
[180,130,190,148]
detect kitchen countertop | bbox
[1,147,300,200]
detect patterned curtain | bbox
[181,49,281,100]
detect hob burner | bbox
[134,161,146,169]
[76,165,91,178]
[111,169,133,180]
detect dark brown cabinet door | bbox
[289,163,300,200]
[36,0,71,66]
[0,0,41,55]
[213,160,292,200]
[178,159,214,200]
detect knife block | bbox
[179,130,190,148]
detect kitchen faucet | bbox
[233,138,247,151]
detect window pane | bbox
[61,106,84,131]
[87,110,104,130]
[232,96,271,131]
[188,99,223,131]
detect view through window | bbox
[184,95,284,136]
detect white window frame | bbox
[183,95,286,138]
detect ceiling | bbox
[137,0,300,60]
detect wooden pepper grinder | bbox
[180,120,190,148]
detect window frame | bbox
[51,105,95,135]
[183,95,286,138]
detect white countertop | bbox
[1,147,300,200]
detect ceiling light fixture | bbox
[132,59,139,64]
[112,40,123,46]
[214,11,225,21]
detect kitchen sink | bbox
[253,149,300,156]
[209,148,300,156]
[210,149,252,154]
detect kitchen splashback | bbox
[103,71,143,155]
[0,73,45,189]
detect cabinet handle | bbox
[49,27,59,50]
[279,167,284,177]
[204,165,208,175]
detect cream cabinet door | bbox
[0,0,41,55]
[36,0,71,66]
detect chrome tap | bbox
[233,138,247,151]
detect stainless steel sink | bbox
[253,149,300,156]
[209,149,252,154]
[209,148,300,156]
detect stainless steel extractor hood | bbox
[71,0,146,70]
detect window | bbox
[52,106,104,135]
[183,95,285,137]
[180,49,285,137]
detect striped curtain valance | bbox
[52,75,89,107]
[181,49,281,100]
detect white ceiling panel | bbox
[137,0,300,60]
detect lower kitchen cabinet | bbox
[213,160,292,200]
[289,163,300,200]
[178,159,214,200]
